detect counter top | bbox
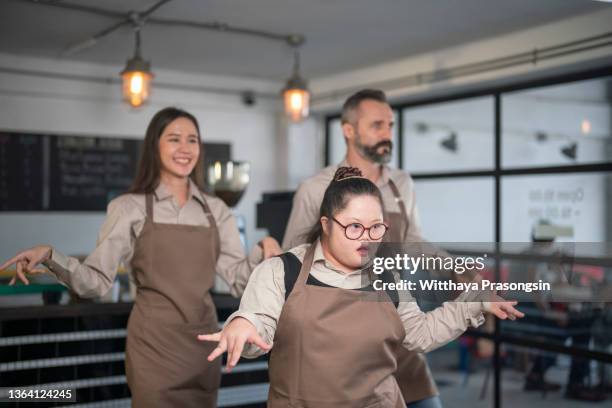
[0,293,240,321]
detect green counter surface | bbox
[0,283,67,295]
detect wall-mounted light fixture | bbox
[440,132,458,153]
[561,142,578,160]
[535,131,548,142]
[414,122,429,134]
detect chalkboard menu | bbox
[49,136,141,210]
[0,132,232,211]
[0,133,44,211]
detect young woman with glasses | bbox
[199,166,523,407]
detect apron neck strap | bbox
[197,194,221,261]
[387,178,408,221]
[387,178,409,241]
[145,194,154,221]
[296,243,317,287]
[198,196,217,231]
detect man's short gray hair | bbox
[340,89,388,125]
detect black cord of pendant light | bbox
[286,34,306,83]
[127,10,144,59]
[134,29,144,59]
[292,47,301,78]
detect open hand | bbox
[484,297,525,320]
[197,317,272,372]
[0,246,52,285]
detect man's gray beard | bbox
[355,137,393,165]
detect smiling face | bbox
[321,194,385,270]
[158,117,200,182]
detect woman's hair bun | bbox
[332,166,363,182]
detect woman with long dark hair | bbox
[1,107,281,407]
[199,167,523,407]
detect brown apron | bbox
[125,194,222,407]
[268,244,407,408]
[386,179,439,403]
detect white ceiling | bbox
[0,0,608,81]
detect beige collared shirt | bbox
[43,179,262,299]
[228,240,485,359]
[282,159,423,250]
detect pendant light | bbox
[121,28,153,108]
[282,35,310,122]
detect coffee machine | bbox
[207,160,250,293]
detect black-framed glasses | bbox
[331,217,388,240]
